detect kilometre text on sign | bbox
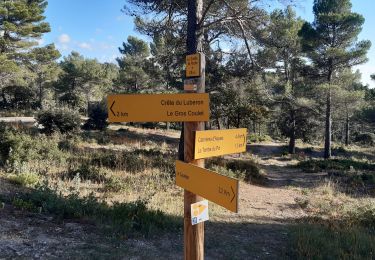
[176,160,239,212]
[194,128,247,159]
[108,93,209,122]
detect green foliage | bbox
[0,0,50,56]
[247,134,272,143]
[7,173,41,188]
[103,176,129,193]
[12,198,37,212]
[83,101,108,130]
[91,151,146,173]
[65,164,108,183]
[297,159,375,173]
[207,158,265,185]
[354,133,375,146]
[22,185,179,236]
[117,36,151,92]
[0,128,67,172]
[37,108,81,134]
[1,85,37,110]
[289,225,375,259]
[55,52,116,110]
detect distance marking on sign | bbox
[108,93,209,122]
[176,160,239,213]
[194,128,247,159]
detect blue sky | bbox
[41,0,374,88]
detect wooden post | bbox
[183,0,205,259]
[184,54,205,260]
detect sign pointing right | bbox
[176,160,239,213]
[194,128,247,159]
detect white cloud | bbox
[36,38,44,46]
[354,63,375,89]
[78,42,92,50]
[58,34,71,44]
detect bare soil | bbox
[0,129,329,259]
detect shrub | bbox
[289,225,375,259]
[103,176,129,193]
[248,134,272,143]
[37,108,81,135]
[22,185,179,236]
[354,133,375,146]
[65,164,108,183]
[12,198,37,212]
[83,101,108,131]
[91,151,146,173]
[297,159,375,173]
[0,130,67,172]
[207,158,266,184]
[7,173,41,187]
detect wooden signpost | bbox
[194,128,247,159]
[107,51,248,259]
[176,160,239,212]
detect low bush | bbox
[20,185,179,236]
[289,187,375,259]
[65,164,108,183]
[354,133,375,146]
[7,173,41,188]
[83,101,108,131]
[289,224,375,259]
[297,159,375,173]
[103,176,129,193]
[0,130,67,172]
[91,151,148,173]
[37,108,81,135]
[207,158,265,184]
[248,134,272,143]
[12,198,37,212]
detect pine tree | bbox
[30,44,61,108]
[117,36,150,92]
[299,0,371,158]
[0,0,50,57]
[0,0,51,106]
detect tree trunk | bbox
[38,79,43,109]
[289,110,296,154]
[215,117,221,130]
[345,114,350,146]
[324,87,332,159]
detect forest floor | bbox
[0,126,374,259]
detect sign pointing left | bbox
[108,93,209,123]
[110,101,116,117]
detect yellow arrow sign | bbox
[176,160,239,213]
[192,203,207,217]
[108,93,209,122]
[194,128,247,159]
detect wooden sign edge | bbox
[175,160,239,213]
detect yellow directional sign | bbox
[194,128,247,159]
[108,93,209,122]
[176,160,239,212]
[186,53,201,78]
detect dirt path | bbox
[0,140,327,259]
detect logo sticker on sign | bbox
[191,200,209,225]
